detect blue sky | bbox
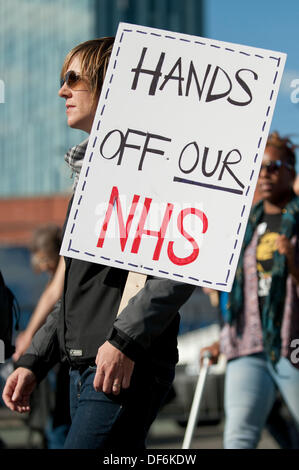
[205,0,299,166]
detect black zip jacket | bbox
[17,198,195,382]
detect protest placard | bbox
[60,22,286,291]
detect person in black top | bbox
[2,37,195,449]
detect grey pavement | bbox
[147,416,280,449]
[0,406,279,450]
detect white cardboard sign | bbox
[60,23,286,292]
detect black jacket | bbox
[17,199,195,382]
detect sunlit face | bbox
[257,145,295,206]
[58,55,98,133]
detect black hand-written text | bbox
[131,47,258,106]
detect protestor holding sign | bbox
[2,37,195,449]
[201,132,299,448]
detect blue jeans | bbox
[224,353,299,449]
[64,362,174,449]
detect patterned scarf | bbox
[64,138,89,191]
[226,193,299,365]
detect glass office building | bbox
[0,0,203,197]
[0,0,95,197]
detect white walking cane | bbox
[182,350,211,449]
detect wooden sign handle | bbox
[117,271,147,317]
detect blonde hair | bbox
[61,37,115,102]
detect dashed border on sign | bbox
[67,26,283,289]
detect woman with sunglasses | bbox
[2,37,195,449]
[202,132,299,448]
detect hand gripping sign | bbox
[60,23,286,292]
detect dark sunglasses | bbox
[260,160,293,174]
[60,70,88,90]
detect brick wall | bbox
[0,195,70,246]
[0,186,262,247]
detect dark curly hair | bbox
[266,131,297,167]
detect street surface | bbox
[0,406,279,449]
